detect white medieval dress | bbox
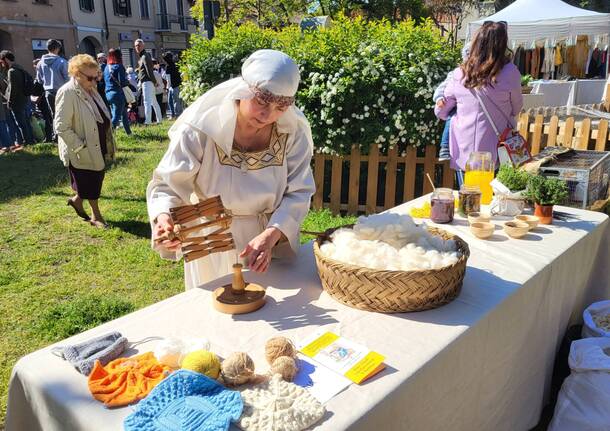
[146,51,315,290]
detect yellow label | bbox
[345,351,385,384]
[301,332,339,357]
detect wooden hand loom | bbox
[155,196,266,314]
[154,196,235,263]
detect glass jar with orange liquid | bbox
[464,151,494,205]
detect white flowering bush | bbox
[181,16,459,155]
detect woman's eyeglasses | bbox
[80,72,98,82]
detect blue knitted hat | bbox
[124,369,243,431]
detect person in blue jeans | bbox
[103,48,131,135]
[0,50,35,146]
[162,52,182,119]
[432,43,470,162]
[0,102,11,153]
[433,75,456,162]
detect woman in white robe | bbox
[146,49,315,290]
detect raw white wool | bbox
[320,212,460,271]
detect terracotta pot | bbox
[534,203,553,224]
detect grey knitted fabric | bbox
[52,331,128,376]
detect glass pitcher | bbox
[464,151,494,205]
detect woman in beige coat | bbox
[55,54,115,228]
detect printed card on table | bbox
[298,331,385,384]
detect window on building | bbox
[80,0,94,12]
[139,0,149,19]
[176,0,186,30]
[113,0,131,17]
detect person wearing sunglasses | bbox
[434,20,521,185]
[54,54,116,228]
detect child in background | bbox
[433,44,471,162]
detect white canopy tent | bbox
[468,0,610,45]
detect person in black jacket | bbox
[134,39,162,125]
[0,50,34,146]
[162,52,183,118]
[96,52,110,108]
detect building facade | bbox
[0,0,77,69]
[0,0,196,68]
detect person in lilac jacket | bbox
[435,21,522,179]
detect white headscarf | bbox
[169,49,313,155]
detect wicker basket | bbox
[312,226,470,313]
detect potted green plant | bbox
[496,164,530,193]
[524,175,569,224]
[521,74,533,94]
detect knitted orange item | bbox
[88,351,172,407]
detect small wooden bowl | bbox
[504,220,530,238]
[470,222,495,239]
[468,212,492,225]
[514,215,540,230]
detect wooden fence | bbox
[311,145,453,215]
[312,113,610,216]
[518,113,610,153]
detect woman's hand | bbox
[239,227,283,273]
[153,213,181,252]
[436,98,446,108]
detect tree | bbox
[193,0,434,29]
[192,0,314,28]
[354,0,429,22]
[425,0,479,46]
[493,0,512,10]
[315,0,360,17]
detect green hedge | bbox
[180,16,460,155]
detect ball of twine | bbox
[265,336,297,365]
[270,356,298,382]
[181,349,221,379]
[221,352,255,386]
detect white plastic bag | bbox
[549,337,610,431]
[582,300,610,338]
[153,337,210,368]
[489,179,526,216]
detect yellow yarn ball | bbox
[181,350,221,379]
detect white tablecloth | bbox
[573,79,607,105]
[531,79,607,107]
[531,81,576,107]
[6,200,610,431]
[523,94,546,111]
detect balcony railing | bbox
[155,13,196,31]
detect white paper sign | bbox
[293,355,351,404]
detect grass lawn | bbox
[0,122,355,426]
